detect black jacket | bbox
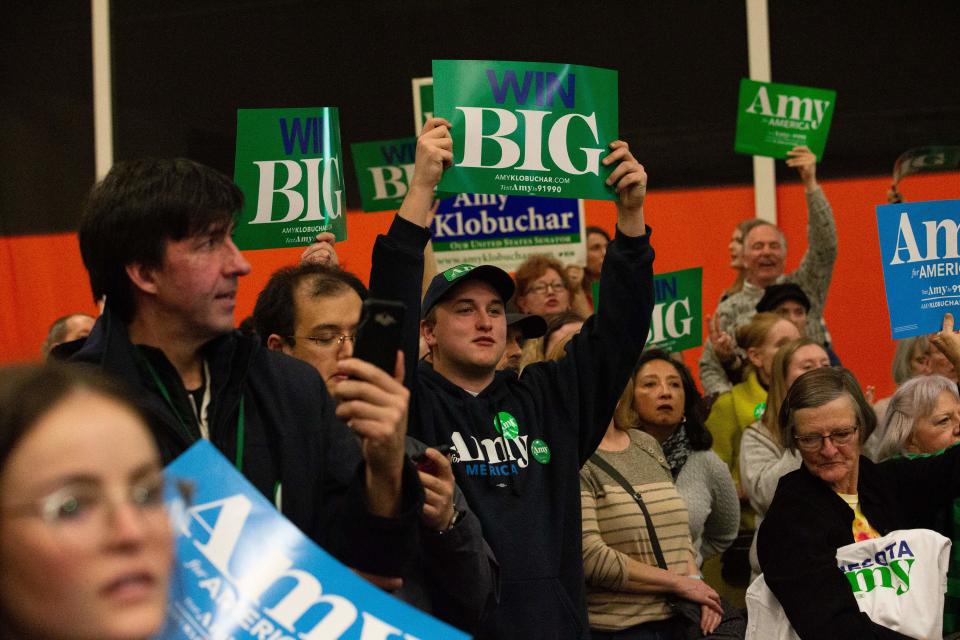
[401,437,499,632]
[758,448,960,639]
[69,308,421,576]
[371,216,655,639]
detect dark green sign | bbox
[647,267,702,353]
[350,137,417,212]
[592,266,702,352]
[734,79,836,160]
[433,59,618,201]
[233,107,346,250]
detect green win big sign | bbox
[433,60,618,201]
[593,267,702,353]
[350,137,417,212]
[233,107,346,250]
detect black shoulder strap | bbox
[589,453,669,571]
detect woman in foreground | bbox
[0,363,173,639]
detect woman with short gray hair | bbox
[874,374,960,462]
[863,335,932,460]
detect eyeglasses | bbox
[526,282,566,295]
[3,473,188,546]
[793,425,859,452]
[290,333,356,349]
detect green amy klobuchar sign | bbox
[433,59,618,201]
[233,108,346,250]
[734,79,836,160]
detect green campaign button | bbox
[754,401,767,419]
[531,438,551,464]
[494,411,519,440]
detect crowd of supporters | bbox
[4,114,960,640]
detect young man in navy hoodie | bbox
[370,118,655,638]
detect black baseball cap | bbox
[421,263,516,318]
[506,312,547,340]
[756,283,811,313]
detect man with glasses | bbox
[70,158,420,582]
[253,262,368,390]
[252,261,497,632]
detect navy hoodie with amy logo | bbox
[371,217,655,639]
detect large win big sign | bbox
[433,60,618,201]
[233,108,346,250]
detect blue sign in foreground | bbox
[159,441,469,640]
[877,199,960,339]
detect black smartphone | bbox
[352,298,406,374]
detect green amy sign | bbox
[233,107,346,250]
[734,79,836,160]
[433,59,618,201]
[350,137,417,212]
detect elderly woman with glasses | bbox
[0,363,173,640]
[757,366,960,639]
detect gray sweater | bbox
[675,449,740,566]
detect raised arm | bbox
[787,146,838,308]
[369,118,452,390]
[541,141,654,463]
[606,140,646,236]
[699,339,735,395]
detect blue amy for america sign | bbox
[877,199,960,339]
[159,441,468,640]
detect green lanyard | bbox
[139,355,246,472]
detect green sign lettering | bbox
[433,60,618,201]
[734,79,836,160]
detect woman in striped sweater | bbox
[580,350,733,639]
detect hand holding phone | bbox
[353,299,405,374]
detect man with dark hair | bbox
[252,261,497,631]
[72,158,420,577]
[253,263,367,387]
[370,118,656,639]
